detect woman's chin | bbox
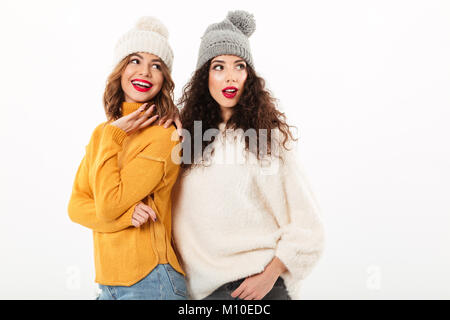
[218,101,238,109]
[126,95,153,104]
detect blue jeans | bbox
[96,264,188,300]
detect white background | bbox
[0,0,449,299]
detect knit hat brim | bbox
[196,42,254,70]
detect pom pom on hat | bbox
[226,10,256,37]
[135,16,169,39]
[113,16,174,72]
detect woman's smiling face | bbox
[121,52,164,103]
[208,55,248,115]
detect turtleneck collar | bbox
[121,102,146,116]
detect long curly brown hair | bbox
[178,59,297,169]
[103,53,177,122]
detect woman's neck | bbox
[220,106,233,123]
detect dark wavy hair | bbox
[178,59,297,169]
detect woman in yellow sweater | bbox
[67,17,186,300]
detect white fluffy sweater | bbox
[172,124,325,300]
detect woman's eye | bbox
[237,64,246,70]
[130,59,139,64]
[152,64,161,70]
[212,65,223,71]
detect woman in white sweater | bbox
[171,11,325,300]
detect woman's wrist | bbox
[264,257,287,279]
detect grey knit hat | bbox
[196,10,256,70]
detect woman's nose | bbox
[138,65,151,77]
[226,71,237,83]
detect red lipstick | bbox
[222,86,238,99]
[131,79,153,92]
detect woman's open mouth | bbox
[222,86,238,99]
[131,79,153,92]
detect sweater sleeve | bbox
[67,154,137,232]
[261,141,325,284]
[91,124,175,222]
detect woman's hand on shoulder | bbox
[157,107,183,140]
[111,103,159,135]
[131,201,157,227]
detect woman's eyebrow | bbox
[211,59,246,64]
[130,54,161,63]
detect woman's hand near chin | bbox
[111,103,159,135]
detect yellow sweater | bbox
[68,102,184,286]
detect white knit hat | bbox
[113,17,174,72]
